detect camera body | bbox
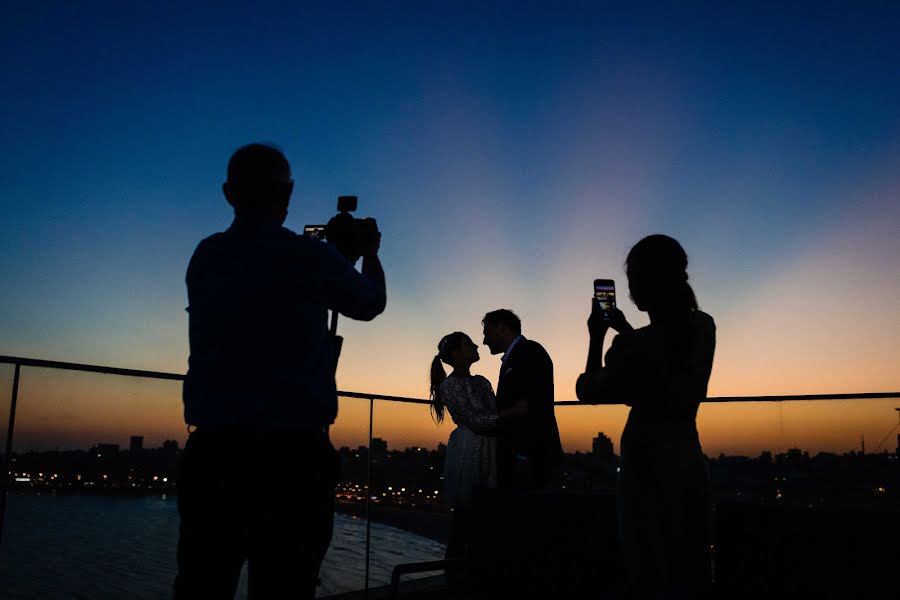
[305,196,379,263]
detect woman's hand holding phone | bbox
[588,298,611,336]
[608,307,632,333]
[589,300,632,336]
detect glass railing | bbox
[0,355,897,598]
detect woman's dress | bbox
[440,375,499,510]
[605,310,717,593]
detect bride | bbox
[429,331,523,559]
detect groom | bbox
[482,309,563,490]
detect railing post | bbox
[364,395,374,597]
[0,362,21,547]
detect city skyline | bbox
[9,432,897,514]
[9,431,900,458]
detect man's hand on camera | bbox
[362,218,381,258]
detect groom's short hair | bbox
[482,309,521,335]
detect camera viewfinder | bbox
[337,196,358,212]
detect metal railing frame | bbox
[1,354,898,594]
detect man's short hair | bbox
[227,143,290,186]
[482,309,522,335]
[226,143,292,210]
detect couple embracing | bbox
[428,309,563,558]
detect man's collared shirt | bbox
[501,334,524,365]
[183,218,386,431]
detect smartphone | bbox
[593,279,616,321]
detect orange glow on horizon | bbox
[4,364,896,459]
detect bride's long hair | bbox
[429,332,468,424]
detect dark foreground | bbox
[328,490,899,599]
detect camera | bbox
[304,196,379,263]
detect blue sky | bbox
[2,1,898,418]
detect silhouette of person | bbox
[482,309,563,490]
[429,332,527,560]
[175,143,386,599]
[576,235,715,598]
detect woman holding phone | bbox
[576,235,716,598]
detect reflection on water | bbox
[0,493,445,599]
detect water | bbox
[0,493,445,599]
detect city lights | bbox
[6,434,898,517]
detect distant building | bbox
[130,436,144,453]
[162,440,179,453]
[93,443,119,456]
[592,433,614,459]
[371,437,388,458]
[896,434,899,457]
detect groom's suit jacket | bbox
[495,337,564,484]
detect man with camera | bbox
[175,143,386,599]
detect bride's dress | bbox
[440,374,499,509]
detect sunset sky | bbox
[2,2,898,454]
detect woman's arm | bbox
[578,307,634,404]
[585,328,607,372]
[576,370,618,404]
